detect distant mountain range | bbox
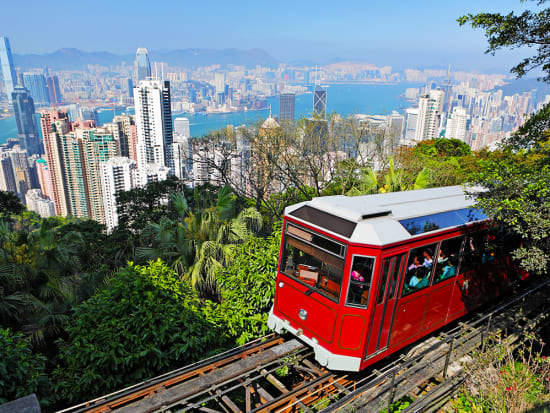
[12,48,280,70]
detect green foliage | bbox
[209,225,281,345]
[379,395,414,413]
[461,333,550,412]
[347,157,430,196]
[115,176,188,234]
[470,105,550,274]
[52,260,229,405]
[458,1,550,82]
[413,138,471,158]
[0,190,24,219]
[0,328,49,406]
[448,393,484,413]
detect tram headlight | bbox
[299,309,308,321]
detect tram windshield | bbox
[281,224,346,302]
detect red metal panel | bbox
[422,280,455,331]
[274,280,337,344]
[338,314,366,350]
[390,291,430,347]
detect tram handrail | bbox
[321,276,550,412]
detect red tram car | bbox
[267,186,520,371]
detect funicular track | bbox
[59,277,550,413]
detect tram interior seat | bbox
[298,264,319,286]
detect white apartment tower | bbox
[134,79,174,173]
[445,107,470,142]
[415,89,445,141]
[100,157,137,231]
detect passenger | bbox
[409,269,427,288]
[437,249,448,265]
[408,255,422,271]
[441,256,458,280]
[423,248,433,268]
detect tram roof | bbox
[285,186,487,246]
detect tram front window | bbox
[282,233,345,302]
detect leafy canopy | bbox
[458,0,550,82]
[52,260,230,404]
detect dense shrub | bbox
[52,260,230,404]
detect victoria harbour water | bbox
[0,83,419,144]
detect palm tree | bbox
[347,157,431,196]
[137,187,263,296]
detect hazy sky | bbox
[0,0,540,72]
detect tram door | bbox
[365,253,406,358]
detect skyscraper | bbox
[415,89,445,141]
[40,110,71,216]
[100,157,137,231]
[126,78,134,98]
[313,85,327,118]
[134,79,174,173]
[46,75,62,104]
[445,107,470,142]
[0,37,17,106]
[23,73,50,106]
[174,117,190,137]
[136,48,152,81]
[0,153,16,193]
[11,86,41,155]
[279,93,295,123]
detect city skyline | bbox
[0,0,541,73]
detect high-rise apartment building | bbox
[404,108,419,142]
[415,89,445,141]
[40,110,71,216]
[23,73,50,106]
[136,48,152,81]
[174,117,190,138]
[0,153,16,193]
[11,86,41,155]
[46,75,62,104]
[313,85,327,118]
[279,93,295,122]
[445,107,470,142]
[68,128,118,223]
[173,116,191,179]
[35,158,54,200]
[5,145,35,199]
[134,79,174,173]
[100,157,137,231]
[104,114,135,158]
[25,189,55,218]
[0,37,17,106]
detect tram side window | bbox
[402,243,438,297]
[433,237,463,284]
[282,236,345,302]
[461,231,487,273]
[346,256,375,307]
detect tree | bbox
[459,1,550,274]
[137,187,263,296]
[0,328,50,406]
[470,104,550,274]
[52,260,229,405]
[208,225,282,345]
[347,157,430,196]
[0,191,24,218]
[458,0,550,82]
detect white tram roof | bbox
[285,186,487,246]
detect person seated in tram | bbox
[408,255,422,272]
[437,249,449,265]
[440,256,458,280]
[422,248,434,268]
[408,267,429,289]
